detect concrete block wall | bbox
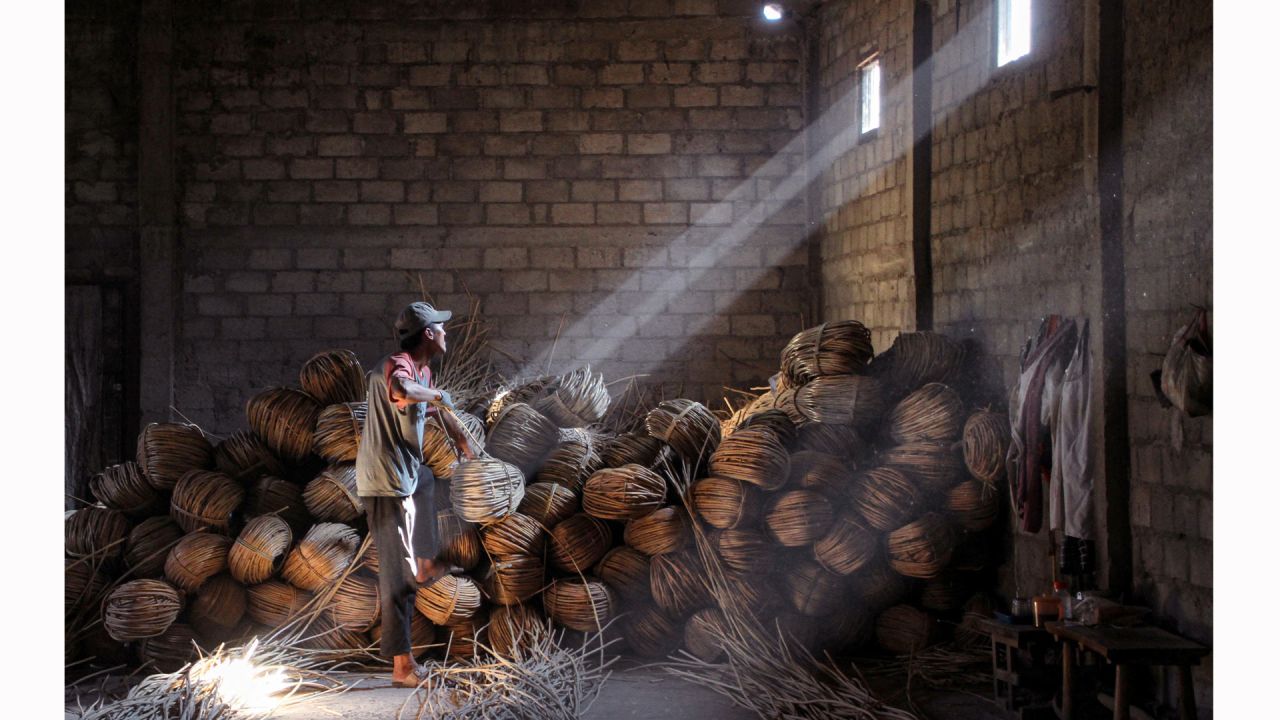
[169,0,812,434]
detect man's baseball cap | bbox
[394,301,452,340]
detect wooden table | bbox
[977,618,1056,714]
[1045,622,1210,720]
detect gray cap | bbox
[394,301,452,340]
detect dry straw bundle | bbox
[189,573,246,638]
[535,428,599,491]
[244,475,311,533]
[437,508,484,570]
[624,506,690,556]
[887,383,965,444]
[549,513,613,572]
[170,470,244,533]
[962,409,1011,486]
[946,480,1000,531]
[684,608,728,662]
[594,546,651,601]
[622,605,681,657]
[733,409,798,447]
[879,441,966,495]
[91,462,164,517]
[788,450,853,496]
[228,515,292,584]
[164,531,231,592]
[245,387,323,463]
[302,463,363,523]
[486,402,560,476]
[875,604,938,654]
[852,466,926,531]
[814,512,879,576]
[599,431,668,469]
[764,489,834,547]
[483,553,545,605]
[796,422,866,459]
[543,578,614,632]
[517,482,579,527]
[780,320,875,387]
[299,349,366,406]
[645,399,721,463]
[66,558,107,612]
[245,580,312,626]
[489,603,546,658]
[450,457,526,524]
[786,561,849,617]
[708,425,790,490]
[213,431,286,482]
[329,573,380,631]
[691,476,762,530]
[313,402,366,463]
[102,579,183,642]
[282,522,361,591]
[136,422,214,491]
[479,512,546,556]
[794,374,888,429]
[534,366,610,427]
[415,574,483,624]
[138,623,200,673]
[582,464,667,520]
[650,551,709,617]
[124,516,184,579]
[872,331,965,395]
[66,506,130,562]
[715,528,775,575]
[886,512,958,579]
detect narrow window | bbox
[859,55,880,134]
[996,0,1032,66]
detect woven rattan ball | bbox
[483,553,546,606]
[764,490,834,547]
[691,476,762,530]
[518,482,579,527]
[190,573,247,639]
[415,574,483,624]
[886,512,958,580]
[684,608,728,662]
[716,528,776,575]
[624,506,690,556]
[787,450,854,496]
[599,431,667,469]
[549,513,613,573]
[796,422,866,459]
[650,552,708,617]
[441,609,489,661]
[170,469,244,534]
[65,558,108,612]
[594,546,652,602]
[645,399,721,464]
[622,604,682,658]
[138,623,200,673]
[876,604,938,654]
[124,516,184,578]
[245,580,313,626]
[228,514,292,584]
[852,466,926,531]
[814,511,879,576]
[329,573,381,632]
[479,512,546,557]
[438,508,484,570]
[486,402,560,476]
[871,331,964,396]
[313,402,366,463]
[214,431,287,483]
[244,475,311,533]
[786,561,849,617]
[450,457,526,524]
[888,383,965,444]
[103,579,183,642]
[535,429,599,491]
[780,320,875,387]
[708,425,790,491]
[282,522,361,591]
[165,531,231,592]
[136,422,214,491]
[794,374,888,430]
[962,409,1010,486]
[879,441,966,496]
[543,577,615,632]
[303,463,363,523]
[300,349,366,406]
[489,603,547,658]
[246,387,323,464]
[66,505,130,562]
[946,479,1000,531]
[91,462,164,517]
[582,464,666,520]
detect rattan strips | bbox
[715,528,776,575]
[303,463,364,523]
[535,429,600,491]
[534,365,610,427]
[442,609,489,660]
[102,579,183,642]
[124,516,184,579]
[744,387,808,426]
[549,513,613,573]
[594,546,651,601]
[451,457,525,524]
[649,551,708,617]
[796,422,866,459]
[137,422,214,491]
[138,623,200,673]
[876,604,938,654]
[764,489,834,547]
[599,431,667,469]
[623,505,690,556]
[787,450,853,496]
[415,574,483,624]
[245,387,323,464]
[313,402,366,463]
[708,425,790,490]
[684,608,728,662]
[437,508,484,570]
[852,466,926,532]
[66,558,108,611]
[871,331,964,396]
[215,431,287,482]
[282,522,361,591]
[645,399,721,464]
[814,511,879,576]
[329,573,380,632]
[962,409,1010,486]
[486,402,560,476]
[879,441,966,495]
[246,580,312,626]
[479,512,546,556]
[244,475,311,533]
[489,603,546,658]
[733,409,798,447]
[622,605,681,657]
[582,464,667,520]
[66,506,130,562]
[165,531,232,592]
[946,480,1000,531]
[780,320,875,387]
[483,553,546,605]
[170,469,245,533]
[518,482,579,527]
[886,512,958,580]
[786,561,849,617]
[228,514,292,585]
[795,374,888,429]
[299,349,366,406]
[887,383,965,444]
[91,462,164,517]
[691,476,762,530]
[190,573,247,638]
[543,577,614,632]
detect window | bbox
[859,55,880,134]
[996,0,1032,66]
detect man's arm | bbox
[439,408,477,461]
[389,375,443,408]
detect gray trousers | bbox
[363,467,439,658]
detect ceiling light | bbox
[762,3,785,22]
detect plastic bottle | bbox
[1054,581,1072,620]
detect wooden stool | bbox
[978,618,1056,714]
[1045,622,1210,720]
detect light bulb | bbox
[762,3,784,22]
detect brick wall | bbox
[170,0,811,434]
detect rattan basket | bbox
[214,431,287,483]
[91,462,164,518]
[102,578,183,642]
[691,476,762,530]
[814,511,879,576]
[649,551,708,617]
[479,512,546,556]
[164,531,231,592]
[787,450,853,496]
[329,573,381,632]
[582,464,667,520]
[136,422,214,491]
[300,349,366,406]
[517,482,579,527]
[246,580,313,626]
[138,623,200,673]
[66,506,130,562]
[228,514,293,584]
[707,425,790,490]
[621,604,681,657]
[852,466,926,531]
[794,374,888,430]
[543,577,614,632]
[438,508,484,570]
[764,489,834,547]
[450,458,526,524]
[124,516,184,579]
[887,383,965,444]
[715,528,776,575]
[486,402,560,476]
[624,506,690,556]
[549,513,613,573]
[489,603,547,658]
[870,331,964,396]
[594,546,652,602]
[415,573,483,624]
[780,320,875,387]
[170,470,244,533]
[190,572,247,639]
[303,463,363,523]
[962,409,1010,487]
[246,387,323,464]
[879,441,966,496]
[875,604,938,654]
[535,428,600,491]
[786,561,849,617]
[946,480,1000,531]
[483,553,546,605]
[313,402,367,463]
[282,522,361,591]
[645,399,721,464]
[684,608,728,662]
[244,475,312,533]
[886,512,957,579]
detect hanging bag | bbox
[1151,307,1212,417]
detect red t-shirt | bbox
[385,352,438,416]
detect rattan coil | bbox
[245,580,313,626]
[486,402,560,476]
[715,528,776,575]
[489,603,547,658]
[534,366,610,427]
[582,464,666,520]
[594,546,651,601]
[437,508,484,570]
[479,512,546,556]
[744,387,807,426]
[246,387,323,464]
[786,561,849,617]
[517,482,579,527]
[684,608,728,662]
[707,425,790,491]
[876,604,937,654]
[852,466,926,531]
[370,611,435,656]
[535,429,599,491]
[170,469,244,533]
[329,573,381,631]
[66,506,130,562]
[888,383,965,444]
[303,463,364,523]
[649,552,708,617]
[600,431,669,469]
[871,331,964,395]
[422,416,461,480]
[123,516,183,578]
[733,409,798,447]
[102,578,183,642]
[624,506,690,556]
[724,572,783,619]
[486,376,553,426]
[415,574,483,624]
[622,605,682,657]
[919,574,967,612]
[136,422,214,491]
[855,561,909,611]
[645,399,721,464]
[787,450,853,496]
[543,577,614,632]
[780,320,875,387]
[450,457,526,524]
[313,402,367,463]
[483,553,546,605]
[165,531,231,592]
[764,489,834,547]
[946,480,1000,531]
[300,349,366,406]
[796,422,866,459]
[879,441,966,496]
[549,513,613,573]
[441,610,489,660]
[691,476,762,530]
[814,512,879,576]
[962,409,1010,486]
[794,374,888,430]
[298,615,370,660]
[138,623,200,673]
[66,558,108,612]
[214,431,287,482]
[886,512,958,580]
[282,522,361,591]
[190,573,247,639]
[91,462,164,517]
[228,514,292,585]
[244,475,311,533]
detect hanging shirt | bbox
[355,352,437,498]
[1049,320,1094,540]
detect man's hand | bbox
[435,389,456,412]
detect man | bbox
[356,301,477,687]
